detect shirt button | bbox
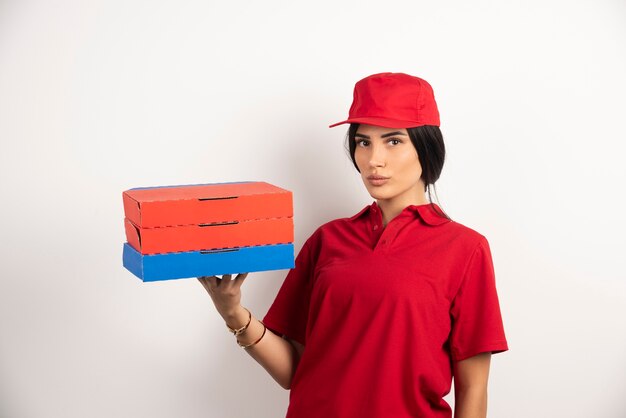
[373,225,378,230]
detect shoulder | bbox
[300,210,363,248]
[306,216,351,242]
[434,217,492,262]
[446,218,488,245]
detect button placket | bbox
[370,205,384,250]
[371,205,417,251]
[375,218,408,251]
[374,224,390,250]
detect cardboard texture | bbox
[124,217,294,255]
[123,181,292,228]
[121,181,295,282]
[123,242,295,282]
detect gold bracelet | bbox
[226,307,252,336]
[237,321,267,349]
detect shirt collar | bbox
[349,201,451,226]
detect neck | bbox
[376,191,430,227]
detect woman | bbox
[198,72,509,418]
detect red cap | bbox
[329,72,440,128]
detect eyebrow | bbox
[354,131,408,139]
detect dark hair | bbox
[345,123,451,221]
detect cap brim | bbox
[328,116,426,129]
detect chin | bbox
[366,188,393,201]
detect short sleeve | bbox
[449,236,509,361]
[262,233,317,346]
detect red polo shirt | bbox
[263,201,509,418]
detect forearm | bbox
[453,386,487,418]
[224,305,299,390]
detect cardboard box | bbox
[122,181,293,228]
[124,217,294,255]
[121,180,295,281]
[122,242,295,282]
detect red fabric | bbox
[328,72,440,128]
[263,201,509,418]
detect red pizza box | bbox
[122,181,293,228]
[124,216,294,255]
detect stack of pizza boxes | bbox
[122,181,295,282]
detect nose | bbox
[368,143,386,168]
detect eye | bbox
[388,138,402,146]
[355,139,370,147]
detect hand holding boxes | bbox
[121,181,295,282]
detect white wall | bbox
[1,1,625,417]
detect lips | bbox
[366,175,389,186]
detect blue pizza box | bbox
[122,242,295,282]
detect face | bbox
[354,124,427,206]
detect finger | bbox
[217,274,234,288]
[198,276,211,286]
[197,277,213,293]
[233,272,248,288]
[200,276,220,291]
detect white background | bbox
[1,1,625,417]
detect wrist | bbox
[223,305,249,330]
